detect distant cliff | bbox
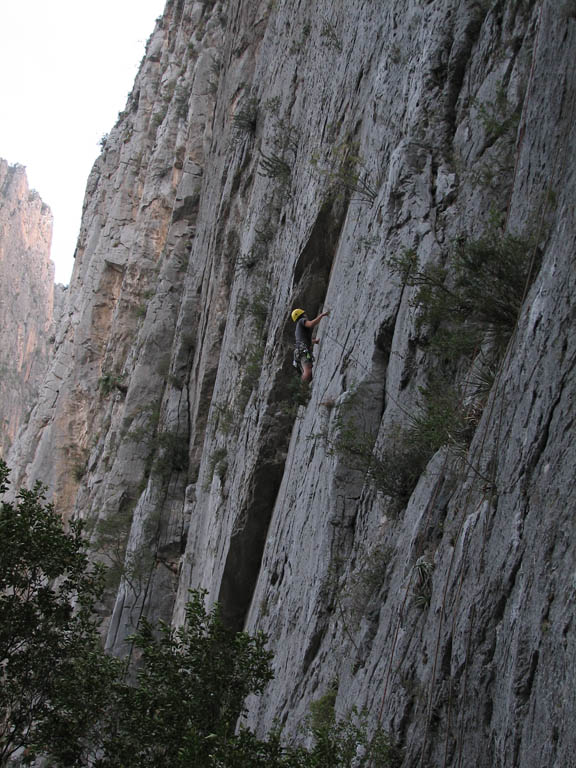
[8,1,576,766]
[0,160,55,457]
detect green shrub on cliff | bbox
[321,379,469,510]
[391,228,540,361]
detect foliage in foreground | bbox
[0,460,120,767]
[0,460,400,768]
[92,591,274,768]
[91,601,400,767]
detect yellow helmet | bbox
[291,308,305,322]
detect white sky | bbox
[0,0,167,284]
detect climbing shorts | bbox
[293,343,314,374]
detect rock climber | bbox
[291,307,330,383]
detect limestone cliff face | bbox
[0,160,54,457]
[9,1,576,765]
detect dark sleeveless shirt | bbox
[295,317,312,349]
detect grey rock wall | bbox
[9,0,576,765]
[0,160,54,458]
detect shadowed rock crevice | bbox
[374,315,397,417]
[291,196,349,318]
[302,625,326,675]
[171,193,200,223]
[217,459,285,632]
[444,4,488,139]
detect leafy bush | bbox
[307,696,402,768]
[153,431,189,478]
[94,590,274,768]
[258,150,292,182]
[474,82,520,143]
[344,544,393,622]
[98,371,126,397]
[236,217,278,271]
[237,290,269,336]
[233,95,259,136]
[326,377,469,509]
[212,401,238,436]
[312,141,378,205]
[204,446,229,490]
[0,461,120,766]
[391,229,540,360]
[320,18,343,52]
[309,684,338,732]
[411,556,434,609]
[406,378,472,455]
[390,228,541,421]
[91,503,136,590]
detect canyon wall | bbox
[8,1,576,765]
[0,160,55,457]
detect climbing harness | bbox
[293,342,314,375]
